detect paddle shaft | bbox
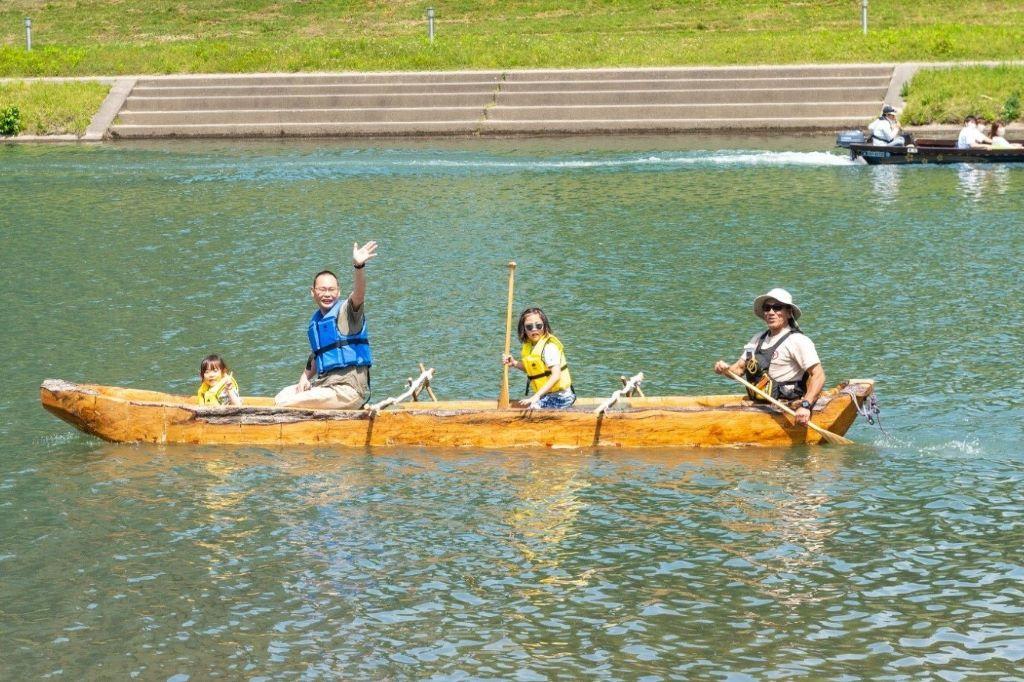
[498,262,516,409]
[726,371,853,445]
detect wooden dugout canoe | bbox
[40,378,874,448]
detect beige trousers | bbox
[273,383,364,410]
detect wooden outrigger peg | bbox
[416,362,438,402]
[595,372,645,415]
[620,374,645,397]
[367,367,435,416]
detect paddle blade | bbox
[809,422,854,445]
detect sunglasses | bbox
[763,303,789,312]
[524,323,545,331]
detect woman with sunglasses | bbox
[502,308,576,409]
[713,288,825,426]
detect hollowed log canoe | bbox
[40,378,873,449]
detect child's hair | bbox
[199,354,230,379]
[517,307,552,343]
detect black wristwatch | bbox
[799,400,812,410]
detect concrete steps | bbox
[109,65,895,139]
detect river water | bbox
[2,137,1022,679]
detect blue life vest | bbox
[307,300,372,376]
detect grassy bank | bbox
[901,65,1024,125]
[0,81,109,136]
[1,1,1023,76]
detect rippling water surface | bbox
[1,137,1022,678]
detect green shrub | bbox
[0,105,23,136]
[1003,92,1021,122]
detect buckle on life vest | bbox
[746,373,774,401]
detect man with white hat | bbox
[713,288,825,426]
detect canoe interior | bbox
[52,381,833,413]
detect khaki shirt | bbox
[742,330,820,383]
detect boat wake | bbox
[397,150,857,171]
[174,149,857,182]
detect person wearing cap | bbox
[713,288,825,426]
[868,105,905,146]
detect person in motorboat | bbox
[867,104,905,146]
[502,308,576,409]
[988,121,1022,148]
[957,116,993,149]
[197,354,242,406]
[274,241,378,409]
[713,288,825,426]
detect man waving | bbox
[275,241,378,409]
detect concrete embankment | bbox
[106,64,897,140]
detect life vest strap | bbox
[312,337,370,357]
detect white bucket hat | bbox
[753,288,802,320]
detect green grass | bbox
[0,81,109,135]
[2,2,1023,133]
[901,65,1024,125]
[1,1,1022,76]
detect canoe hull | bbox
[40,379,873,449]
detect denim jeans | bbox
[536,391,577,409]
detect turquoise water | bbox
[1,137,1022,678]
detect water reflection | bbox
[869,165,901,203]
[957,164,1011,201]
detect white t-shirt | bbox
[742,330,820,383]
[541,342,561,368]
[868,117,900,145]
[957,125,985,149]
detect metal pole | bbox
[427,7,435,42]
[861,0,868,35]
[25,17,32,51]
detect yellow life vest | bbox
[521,334,572,395]
[197,374,239,406]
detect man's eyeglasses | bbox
[763,303,789,312]
[524,323,544,331]
[314,287,339,294]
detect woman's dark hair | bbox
[200,354,229,379]
[990,120,1005,138]
[517,307,551,343]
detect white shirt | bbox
[742,330,820,383]
[541,342,561,368]
[868,117,900,145]
[957,125,985,149]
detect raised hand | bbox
[353,241,378,268]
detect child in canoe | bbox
[502,307,576,409]
[197,354,242,406]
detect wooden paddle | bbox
[498,261,516,409]
[726,371,853,445]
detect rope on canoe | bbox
[367,367,435,416]
[594,372,644,416]
[841,384,886,434]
